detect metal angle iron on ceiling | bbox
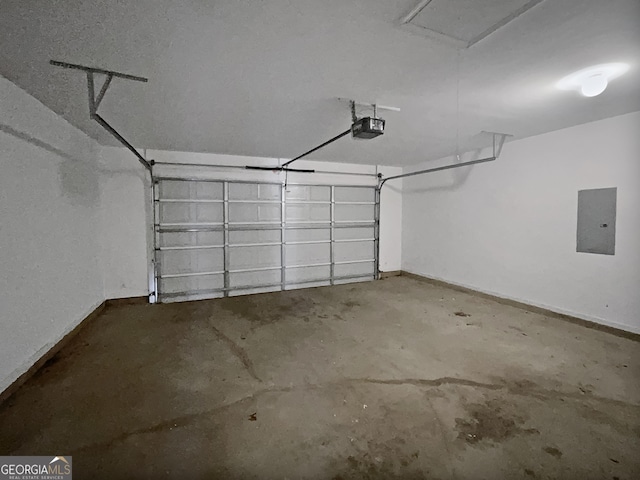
[50,60,153,172]
[378,131,511,188]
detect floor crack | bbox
[68,376,640,455]
[350,376,503,390]
[210,324,262,383]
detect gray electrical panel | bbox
[576,187,617,255]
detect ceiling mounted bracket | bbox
[350,100,357,123]
[345,99,401,121]
[50,60,152,172]
[482,131,512,159]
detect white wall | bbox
[0,76,104,393]
[99,148,403,300]
[378,167,403,273]
[402,112,640,334]
[99,147,153,300]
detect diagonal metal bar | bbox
[94,74,113,110]
[86,72,96,116]
[496,133,508,157]
[281,128,351,167]
[380,156,496,188]
[482,131,511,158]
[94,113,151,170]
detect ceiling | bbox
[1,0,639,166]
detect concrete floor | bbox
[1,276,639,479]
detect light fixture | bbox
[556,63,629,97]
[580,73,608,97]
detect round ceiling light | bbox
[556,63,630,97]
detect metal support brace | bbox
[50,60,152,172]
[280,129,352,168]
[95,74,113,110]
[482,130,510,159]
[379,132,511,188]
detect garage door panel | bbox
[229,183,281,201]
[286,265,330,283]
[229,203,281,223]
[286,243,330,266]
[229,229,281,244]
[229,285,281,297]
[286,280,331,290]
[229,245,280,269]
[334,186,375,203]
[159,203,223,224]
[159,274,224,295]
[159,180,223,200]
[334,261,375,278]
[159,249,224,275]
[286,185,330,202]
[286,204,330,222]
[230,269,281,288]
[334,227,374,241]
[334,275,371,285]
[285,228,330,243]
[159,231,224,249]
[163,291,225,303]
[335,241,374,262]
[334,204,375,222]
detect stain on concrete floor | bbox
[455,398,538,445]
[0,276,639,479]
[543,446,563,458]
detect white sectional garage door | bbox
[153,179,379,303]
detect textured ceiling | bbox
[1,0,639,166]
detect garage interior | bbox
[1,1,639,479]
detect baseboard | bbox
[0,301,107,405]
[379,270,402,279]
[105,296,149,307]
[401,271,640,341]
